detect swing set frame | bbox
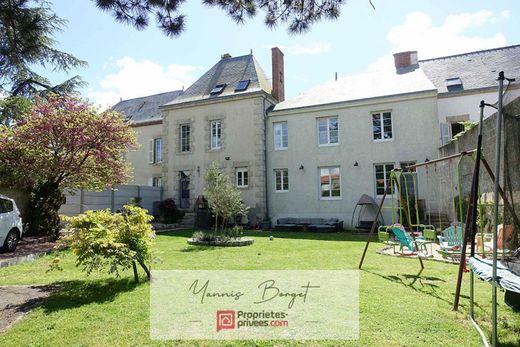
[359,72,519,347]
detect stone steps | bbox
[178,212,195,228]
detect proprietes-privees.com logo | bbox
[216,310,289,332]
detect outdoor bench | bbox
[275,217,343,232]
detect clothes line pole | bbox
[491,71,505,347]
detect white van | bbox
[0,195,23,252]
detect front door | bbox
[179,171,190,209]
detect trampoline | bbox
[469,257,520,294]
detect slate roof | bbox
[111,90,182,123]
[164,54,271,106]
[419,44,520,94]
[274,68,436,112]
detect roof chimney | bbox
[221,53,232,59]
[393,51,418,70]
[271,47,285,102]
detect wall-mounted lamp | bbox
[225,156,230,161]
[353,161,359,167]
[299,164,305,170]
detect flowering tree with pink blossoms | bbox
[0,94,137,237]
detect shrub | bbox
[156,198,185,223]
[59,204,154,283]
[129,196,143,207]
[191,226,244,243]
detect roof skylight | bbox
[210,83,226,95]
[446,77,462,87]
[235,79,250,92]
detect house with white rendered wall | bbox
[418,44,520,145]
[266,55,439,228]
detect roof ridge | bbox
[419,44,520,62]
[118,90,183,102]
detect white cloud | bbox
[277,42,330,55]
[88,57,204,109]
[368,10,508,71]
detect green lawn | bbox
[0,230,519,346]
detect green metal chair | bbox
[378,226,399,253]
[389,224,417,254]
[389,224,433,257]
[437,224,464,256]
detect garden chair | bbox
[437,224,464,254]
[476,224,515,253]
[378,226,399,254]
[389,224,433,257]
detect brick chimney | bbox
[271,47,285,102]
[393,51,418,69]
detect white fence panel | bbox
[59,185,163,216]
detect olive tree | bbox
[203,162,249,232]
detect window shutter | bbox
[440,123,451,146]
[148,139,154,163]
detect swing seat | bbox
[357,220,378,230]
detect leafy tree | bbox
[0,94,137,237]
[60,205,154,283]
[203,162,248,232]
[94,0,347,37]
[0,96,32,126]
[0,0,87,96]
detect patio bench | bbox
[275,217,343,232]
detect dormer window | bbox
[235,79,250,92]
[210,83,226,95]
[446,77,463,91]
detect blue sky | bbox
[43,0,520,108]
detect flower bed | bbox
[186,238,254,247]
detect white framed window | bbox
[152,177,162,187]
[374,163,395,196]
[319,167,341,199]
[273,122,288,150]
[274,169,289,192]
[317,117,339,146]
[180,124,190,152]
[210,120,222,150]
[236,168,249,188]
[148,138,162,164]
[372,111,393,141]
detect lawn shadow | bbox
[40,278,139,314]
[259,231,369,242]
[155,228,370,243]
[180,246,220,252]
[156,230,193,238]
[363,268,484,311]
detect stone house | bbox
[112,44,519,228]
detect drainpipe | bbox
[262,96,270,222]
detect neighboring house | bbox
[418,44,520,145]
[267,56,439,227]
[111,91,182,186]
[159,49,283,220]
